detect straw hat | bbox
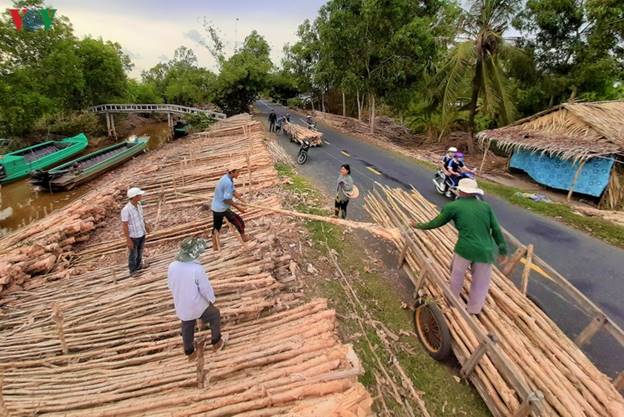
[127,187,145,199]
[457,178,484,195]
[345,185,360,199]
[176,237,208,262]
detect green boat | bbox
[173,120,188,139]
[31,136,149,192]
[0,134,89,184]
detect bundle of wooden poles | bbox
[0,186,123,296]
[0,116,374,416]
[365,185,624,417]
[282,121,323,146]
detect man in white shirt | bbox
[121,187,151,274]
[168,237,227,359]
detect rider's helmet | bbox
[454,151,464,160]
[447,146,458,153]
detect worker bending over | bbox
[413,178,508,314]
[168,237,227,359]
[210,166,249,250]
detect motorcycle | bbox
[297,140,311,165]
[433,170,475,199]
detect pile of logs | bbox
[0,187,122,296]
[0,116,373,416]
[365,185,624,417]
[282,121,323,146]
[314,111,424,146]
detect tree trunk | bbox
[369,93,376,134]
[342,89,346,117]
[311,97,315,112]
[321,91,326,113]
[356,90,362,121]
[467,64,482,154]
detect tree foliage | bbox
[0,0,131,136]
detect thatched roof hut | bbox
[477,101,624,209]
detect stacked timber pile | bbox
[314,111,424,146]
[365,186,624,417]
[0,185,123,295]
[0,116,373,416]
[282,121,323,146]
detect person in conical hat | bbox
[168,237,227,359]
[413,178,508,315]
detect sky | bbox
[1,0,327,78]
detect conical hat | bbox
[345,184,360,199]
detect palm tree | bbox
[436,0,518,141]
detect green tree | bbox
[126,79,163,103]
[513,0,624,107]
[436,0,518,140]
[214,31,272,115]
[76,38,128,105]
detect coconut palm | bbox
[436,0,518,140]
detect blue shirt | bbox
[211,174,235,212]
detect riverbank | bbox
[0,115,171,237]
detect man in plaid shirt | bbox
[121,187,151,274]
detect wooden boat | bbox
[31,136,149,192]
[0,134,88,184]
[173,120,188,139]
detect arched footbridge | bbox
[90,104,226,137]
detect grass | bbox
[275,162,490,416]
[478,179,624,249]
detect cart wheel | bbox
[413,301,452,360]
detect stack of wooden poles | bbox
[282,122,323,146]
[365,185,624,417]
[0,116,373,416]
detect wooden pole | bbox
[520,244,534,295]
[51,303,69,355]
[110,113,117,139]
[196,336,206,388]
[479,139,492,173]
[0,372,7,417]
[567,159,587,202]
[575,313,607,348]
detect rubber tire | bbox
[297,152,308,165]
[413,302,452,361]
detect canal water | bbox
[0,122,171,237]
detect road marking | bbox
[340,150,350,157]
[324,140,331,144]
[366,166,382,176]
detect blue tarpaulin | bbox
[509,150,615,197]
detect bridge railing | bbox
[90,104,226,120]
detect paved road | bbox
[257,100,624,377]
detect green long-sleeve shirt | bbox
[415,197,507,264]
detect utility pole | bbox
[234,17,239,52]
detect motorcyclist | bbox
[305,115,314,129]
[442,147,457,176]
[285,113,291,122]
[275,115,285,133]
[448,151,476,187]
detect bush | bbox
[33,112,104,136]
[186,113,216,132]
[287,97,305,108]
